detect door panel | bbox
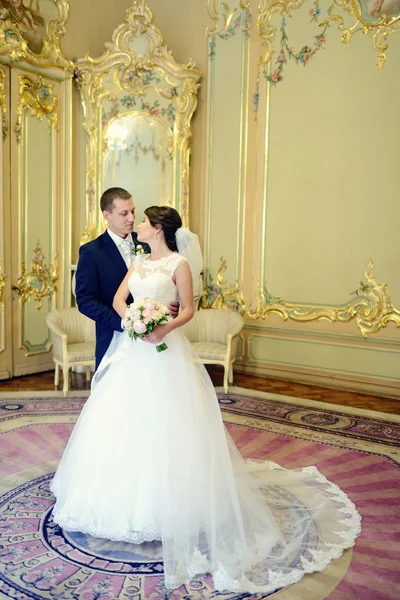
[10,69,61,376]
[0,64,11,379]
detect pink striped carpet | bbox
[0,392,399,600]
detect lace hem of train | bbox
[52,462,361,594]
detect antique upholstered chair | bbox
[182,308,244,393]
[46,308,96,396]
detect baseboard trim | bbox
[0,368,11,380]
[13,363,55,378]
[234,362,400,400]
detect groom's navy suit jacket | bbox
[75,231,148,370]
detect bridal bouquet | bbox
[123,298,172,352]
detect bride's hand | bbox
[143,324,169,344]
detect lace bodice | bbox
[128,253,186,307]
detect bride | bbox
[51,206,361,594]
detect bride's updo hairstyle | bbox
[144,206,182,252]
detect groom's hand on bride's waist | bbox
[168,301,179,319]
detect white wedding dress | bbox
[51,253,361,594]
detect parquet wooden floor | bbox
[0,367,398,415]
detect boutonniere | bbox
[131,241,145,256]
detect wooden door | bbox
[9,66,71,377]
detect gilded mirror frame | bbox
[76,0,201,244]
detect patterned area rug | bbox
[0,389,399,600]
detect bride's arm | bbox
[166,260,194,331]
[112,263,135,318]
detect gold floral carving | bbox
[202,258,400,338]
[207,0,245,36]
[258,0,400,74]
[13,241,58,310]
[257,0,299,72]
[201,257,245,312]
[15,75,58,143]
[77,0,201,244]
[0,0,71,71]
[0,67,7,139]
[0,261,6,306]
[321,0,400,71]
[206,0,251,48]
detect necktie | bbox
[120,239,132,267]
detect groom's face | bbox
[104,197,135,238]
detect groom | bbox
[75,187,178,369]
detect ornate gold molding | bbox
[77,0,201,244]
[80,168,96,245]
[322,0,400,71]
[257,0,295,72]
[0,67,7,139]
[202,258,400,338]
[201,257,246,312]
[15,75,58,142]
[0,261,6,306]
[207,0,251,61]
[0,0,72,71]
[207,1,238,36]
[207,0,250,35]
[13,241,58,310]
[258,0,400,76]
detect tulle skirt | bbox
[51,329,361,593]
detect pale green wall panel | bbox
[249,335,400,380]
[206,4,250,283]
[263,0,400,307]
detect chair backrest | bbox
[46,307,96,345]
[183,308,244,345]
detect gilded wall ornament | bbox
[14,74,58,142]
[207,1,251,60]
[17,74,58,126]
[0,261,6,306]
[207,0,250,36]
[202,258,400,338]
[207,1,237,36]
[258,0,400,77]
[0,67,7,139]
[266,1,332,85]
[0,0,71,71]
[322,0,400,71]
[201,257,246,312]
[13,241,58,310]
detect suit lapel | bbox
[101,231,128,274]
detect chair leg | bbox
[228,363,233,384]
[223,365,229,394]
[85,366,91,382]
[63,366,70,397]
[54,363,60,386]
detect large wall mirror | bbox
[103,112,173,215]
[76,0,201,244]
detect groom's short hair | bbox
[100,187,132,212]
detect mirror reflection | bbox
[103,113,173,222]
